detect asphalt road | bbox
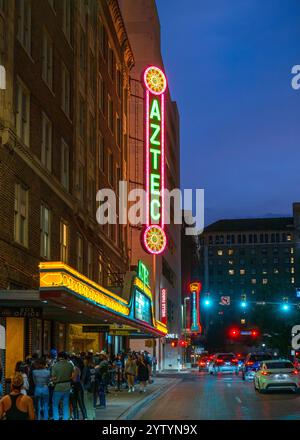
[135,371,300,420]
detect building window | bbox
[99,133,104,171]
[231,235,235,244]
[116,67,122,97]
[291,247,294,254]
[89,53,95,95]
[292,277,295,284]
[229,270,234,275]
[14,183,28,246]
[287,234,292,241]
[61,63,70,117]
[251,269,256,275]
[60,220,68,263]
[238,234,241,244]
[251,278,256,284]
[79,29,86,71]
[17,0,31,54]
[108,45,114,79]
[108,95,113,132]
[87,243,93,279]
[108,151,113,186]
[40,204,51,259]
[291,267,295,274]
[99,20,107,59]
[41,112,52,171]
[116,114,121,147]
[291,257,294,264]
[274,268,279,274]
[79,96,85,139]
[62,0,71,42]
[240,269,245,275]
[217,250,223,256]
[262,269,267,275]
[48,0,55,11]
[16,79,30,145]
[89,114,95,154]
[99,75,105,113]
[228,249,234,256]
[262,278,268,285]
[42,31,53,89]
[77,162,84,203]
[76,234,83,273]
[87,178,94,214]
[61,139,69,190]
[228,260,233,265]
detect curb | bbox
[117,378,181,420]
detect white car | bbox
[254,359,300,393]
[208,353,239,375]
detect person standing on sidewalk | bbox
[81,355,96,420]
[125,354,137,393]
[51,352,74,420]
[136,355,149,393]
[0,373,35,420]
[32,359,50,420]
[70,356,87,420]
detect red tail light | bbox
[261,371,271,376]
[216,359,224,364]
[231,358,238,364]
[292,370,299,375]
[246,361,254,366]
[199,361,205,366]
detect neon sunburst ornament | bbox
[144,66,167,95]
[143,225,167,255]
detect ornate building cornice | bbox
[107,0,135,70]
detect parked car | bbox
[208,353,239,375]
[254,359,300,393]
[241,353,274,380]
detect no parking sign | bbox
[220,296,230,306]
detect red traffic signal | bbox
[251,329,259,337]
[229,328,240,338]
[179,340,188,347]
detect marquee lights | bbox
[142,65,167,255]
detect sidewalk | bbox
[96,376,180,420]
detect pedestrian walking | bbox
[136,355,149,393]
[51,351,74,420]
[15,361,29,395]
[70,357,87,420]
[0,373,35,420]
[32,359,50,420]
[81,356,96,420]
[125,354,137,392]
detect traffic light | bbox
[240,294,247,308]
[281,297,290,312]
[171,340,178,348]
[179,340,188,347]
[251,329,259,337]
[229,327,240,338]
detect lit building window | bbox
[262,278,268,285]
[217,250,223,256]
[287,234,292,241]
[291,267,295,274]
[228,249,234,256]
[274,268,279,274]
[229,270,234,275]
[291,257,294,264]
[41,112,52,171]
[60,220,69,263]
[292,277,295,284]
[40,204,51,259]
[228,260,233,265]
[16,79,30,145]
[14,183,28,247]
[291,248,294,254]
[240,269,245,275]
[76,234,83,273]
[251,279,256,284]
[262,269,267,275]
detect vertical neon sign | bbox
[141,66,167,255]
[161,288,167,324]
[189,282,202,333]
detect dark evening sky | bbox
[156,0,300,225]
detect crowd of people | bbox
[0,349,157,421]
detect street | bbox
[136,372,300,420]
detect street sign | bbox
[220,296,230,306]
[82,326,110,333]
[0,307,43,318]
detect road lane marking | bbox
[235,396,242,404]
